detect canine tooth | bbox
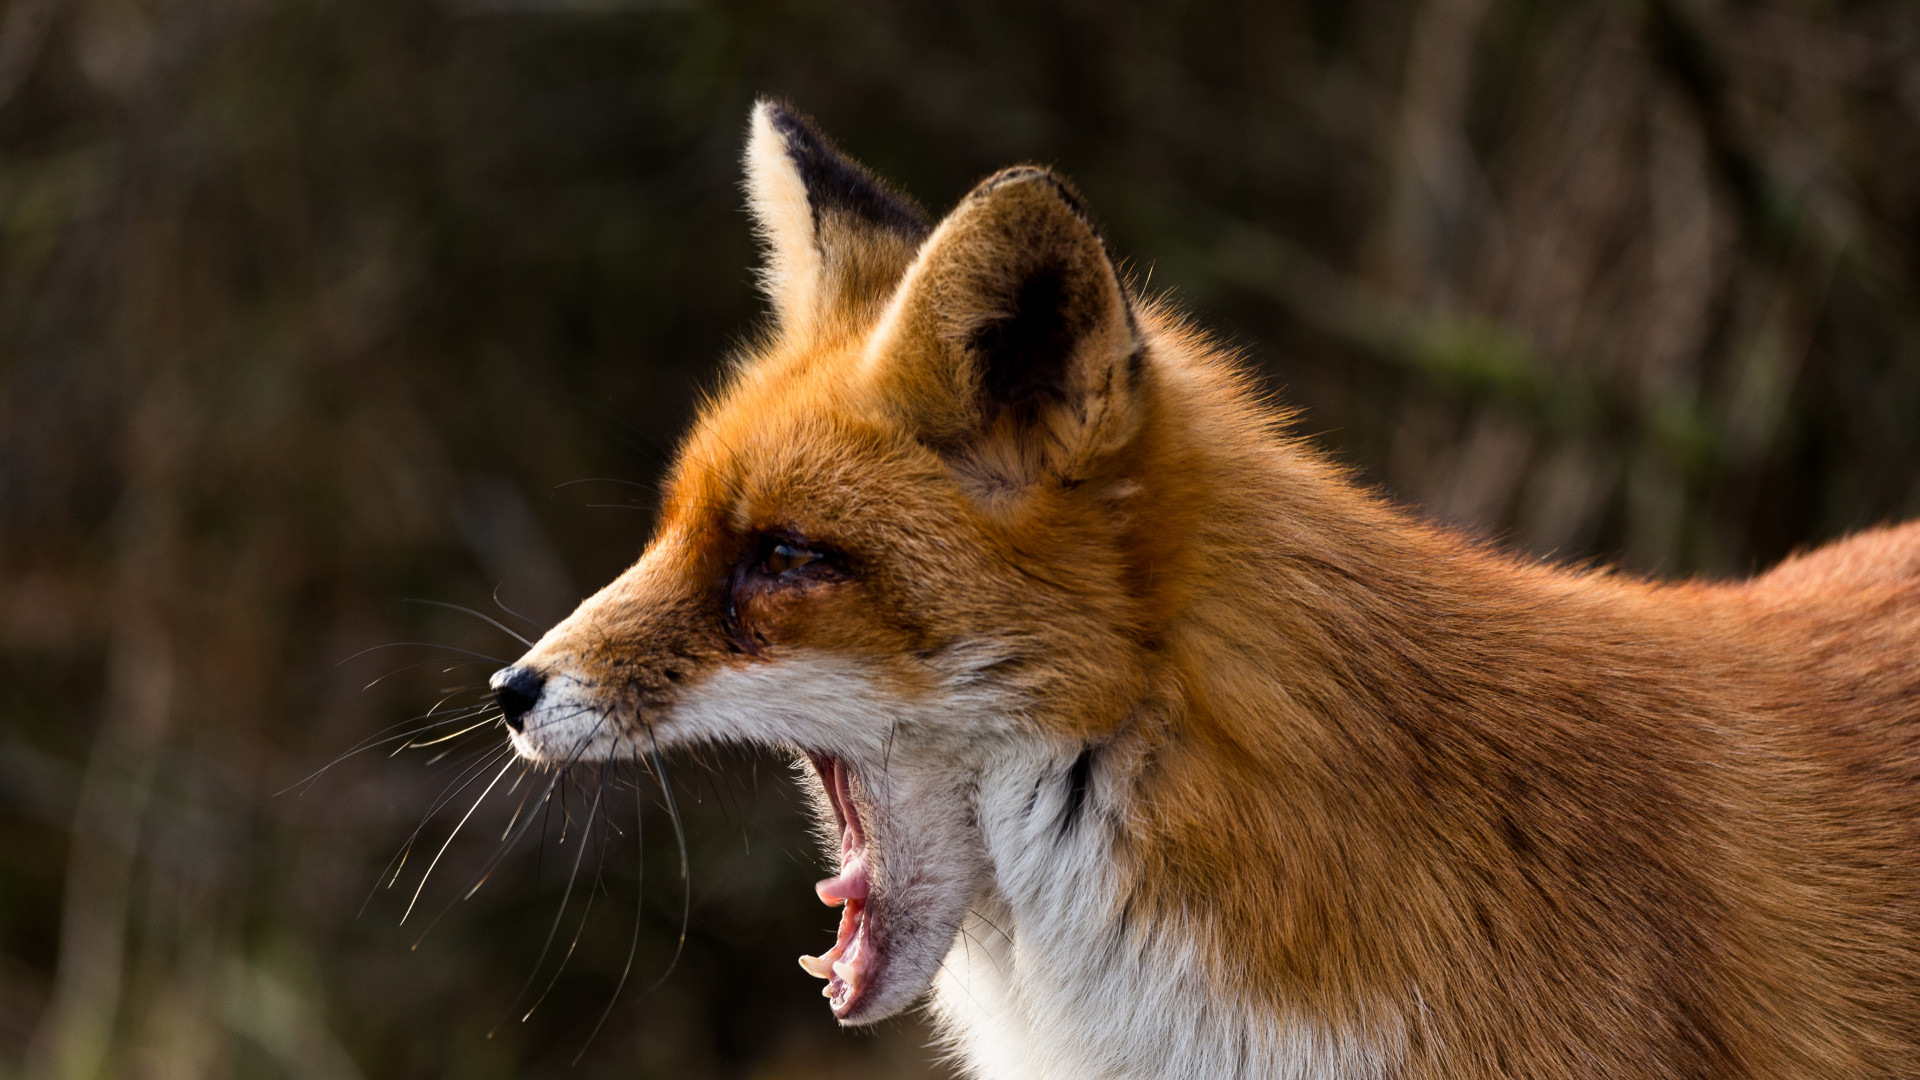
[798,954,833,978]
[832,960,857,987]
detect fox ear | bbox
[867,167,1142,486]
[745,99,930,340]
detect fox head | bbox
[492,100,1187,1024]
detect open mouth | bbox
[797,753,879,1017]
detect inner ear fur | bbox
[744,99,930,340]
[868,167,1142,484]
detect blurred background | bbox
[1,0,1917,1076]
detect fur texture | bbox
[497,101,1920,1079]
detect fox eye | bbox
[763,542,821,576]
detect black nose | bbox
[490,665,546,732]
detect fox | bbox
[488,100,1920,1080]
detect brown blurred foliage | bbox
[1,0,1916,1077]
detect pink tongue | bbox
[815,843,869,904]
[798,821,873,1011]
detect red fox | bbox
[490,100,1920,1079]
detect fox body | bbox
[491,102,1920,1079]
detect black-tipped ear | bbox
[868,167,1142,485]
[744,99,929,339]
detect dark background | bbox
[2,1,1916,1077]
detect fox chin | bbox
[487,99,1920,1080]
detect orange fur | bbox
[501,103,1920,1078]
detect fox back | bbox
[490,102,1920,1080]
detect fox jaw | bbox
[494,101,1160,1029]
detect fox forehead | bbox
[664,347,954,545]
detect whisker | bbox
[335,641,510,667]
[515,781,602,1024]
[958,926,1009,977]
[560,393,677,468]
[383,839,416,897]
[398,742,516,858]
[278,694,497,796]
[972,909,1017,947]
[640,738,690,995]
[575,769,644,1065]
[491,716,609,1036]
[500,773,536,841]
[467,767,546,893]
[361,657,495,692]
[554,476,654,491]
[410,764,565,945]
[385,717,498,761]
[491,584,545,634]
[362,740,519,915]
[393,724,491,762]
[397,736,517,813]
[404,598,535,649]
[534,783,554,891]
[401,715,503,750]
[525,760,616,1021]
[404,756,517,927]
[424,687,492,718]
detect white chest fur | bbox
[924,751,1398,1080]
